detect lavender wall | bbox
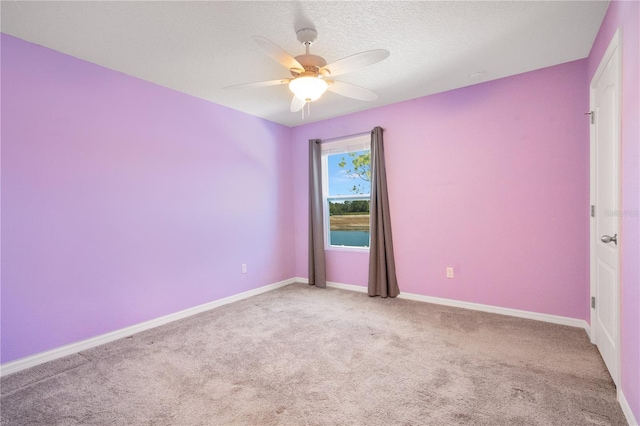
[292,59,590,320]
[587,0,640,420]
[1,34,295,363]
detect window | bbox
[321,135,371,250]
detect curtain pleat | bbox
[368,127,399,297]
[309,139,326,288]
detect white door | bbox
[590,29,621,386]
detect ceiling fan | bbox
[225,28,390,115]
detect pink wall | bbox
[292,59,590,320]
[587,0,640,420]
[1,34,295,363]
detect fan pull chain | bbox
[300,101,311,119]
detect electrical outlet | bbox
[446,267,454,279]
[241,264,247,274]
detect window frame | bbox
[320,135,371,252]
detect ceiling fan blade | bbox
[290,96,306,112]
[252,36,304,72]
[321,49,390,77]
[327,80,378,101]
[224,79,290,90]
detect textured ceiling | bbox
[2,1,609,127]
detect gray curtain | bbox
[368,127,399,297]
[309,139,326,288]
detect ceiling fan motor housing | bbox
[292,54,327,76]
[292,28,327,76]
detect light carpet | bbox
[0,283,627,425]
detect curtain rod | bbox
[318,128,385,144]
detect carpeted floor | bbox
[0,283,628,425]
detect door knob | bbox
[601,234,617,245]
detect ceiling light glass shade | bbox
[289,76,328,102]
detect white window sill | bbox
[325,245,370,253]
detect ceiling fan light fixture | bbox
[289,76,328,102]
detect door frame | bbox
[589,28,622,386]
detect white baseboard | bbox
[619,388,639,426]
[398,290,590,334]
[327,281,367,293]
[296,277,367,293]
[295,278,590,335]
[0,278,296,377]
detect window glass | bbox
[321,136,371,249]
